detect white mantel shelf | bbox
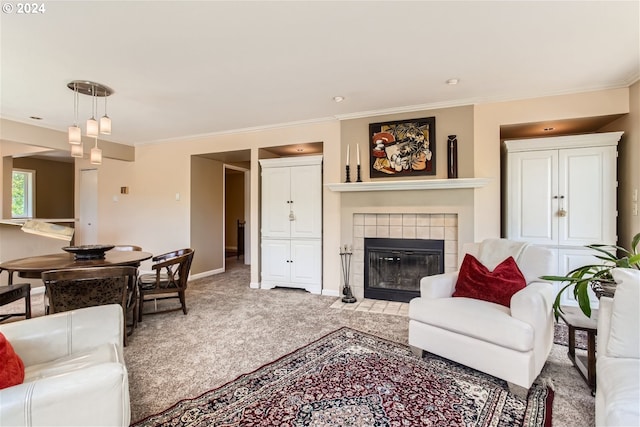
[326,178,490,192]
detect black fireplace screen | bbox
[365,238,444,302]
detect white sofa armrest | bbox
[597,297,614,356]
[0,304,124,367]
[0,363,130,427]
[419,271,459,299]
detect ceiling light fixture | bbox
[446,78,459,85]
[333,96,345,103]
[67,80,113,164]
[90,137,102,164]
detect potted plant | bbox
[542,232,640,319]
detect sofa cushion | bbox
[24,342,122,382]
[453,254,526,307]
[597,357,640,425]
[0,332,24,389]
[607,268,640,359]
[409,296,534,351]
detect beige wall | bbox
[341,105,475,181]
[0,86,636,294]
[12,157,74,219]
[601,81,640,246]
[191,156,224,274]
[78,121,342,289]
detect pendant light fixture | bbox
[100,96,111,135]
[68,82,81,145]
[67,80,113,162]
[86,89,99,138]
[70,143,84,158]
[90,137,102,165]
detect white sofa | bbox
[0,304,130,426]
[596,268,640,427]
[409,240,555,389]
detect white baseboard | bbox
[250,282,260,289]
[189,268,225,280]
[322,289,340,297]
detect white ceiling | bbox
[1,1,638,147]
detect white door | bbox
[78,169,98,244]
[261,168,291,238]
[507,150,558,245]
[558,146,617,246]
[290,239,322,285]
[557,248,600,308]
[261,239,290,283]
[290,165,322,239]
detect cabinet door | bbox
[261,168,292,238]
[506,150,558,245]
[556,248,600,308]
[290,239,322,285]
[261,239,291,283]
[558,146,617,246]
[289,165,322,239]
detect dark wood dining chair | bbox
[111,245,143,331]
[0,281,31,323]
[41,266,137,345]
[138,248,194,321]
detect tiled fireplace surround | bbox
[350,213,458,301]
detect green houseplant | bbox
[542,232,640,319]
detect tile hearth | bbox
[330,298,409,316]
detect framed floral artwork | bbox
[369,117,436,178]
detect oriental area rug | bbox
[131,328,553,427]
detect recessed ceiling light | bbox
[446,78,459,85]
[30,116,43,120]
[333,96,345,103]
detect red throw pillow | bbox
[452,254,526,307]
[0,332,25,389]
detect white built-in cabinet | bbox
[260,155,322,294]
[504,131,622,307]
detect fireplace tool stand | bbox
[340,246,357,303]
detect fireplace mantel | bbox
[326,178,490,192]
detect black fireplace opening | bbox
[364,238,444,303]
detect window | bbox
[12,169,35,218]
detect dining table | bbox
[0,250,153,284]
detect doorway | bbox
[224,165,249,269]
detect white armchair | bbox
[0,304,130,426]
[408,239,555,389]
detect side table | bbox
[558,305,598,394]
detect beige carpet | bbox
[2,259,595,426]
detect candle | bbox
[357,144,360,166]
[346,144,350,166]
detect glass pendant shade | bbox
[71,143,84,158]
[90,137,102,165]
[100,115,111,135]
[86,117,99,138]
[68,125,82,144]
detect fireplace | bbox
[364,238,444,302]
